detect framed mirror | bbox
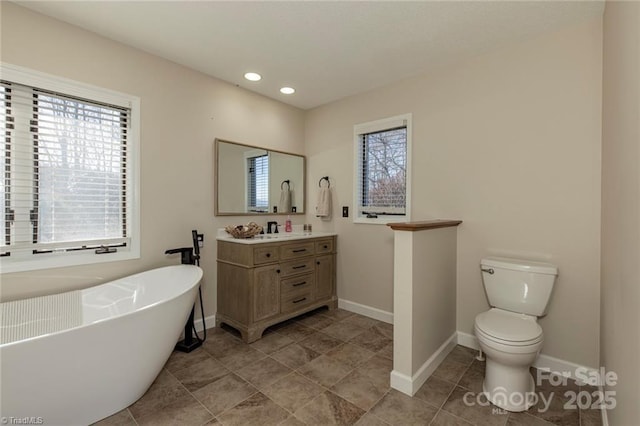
[215,138,306,216]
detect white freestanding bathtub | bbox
[0,265,203,425]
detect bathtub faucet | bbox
[164,247,198,265]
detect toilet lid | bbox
[475,309,542,343]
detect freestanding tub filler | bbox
[0,265,203,425]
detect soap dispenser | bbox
[285,215,292,232]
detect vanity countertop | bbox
[216,229,337,245]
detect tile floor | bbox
[95,307,603,426]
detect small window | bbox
[0,64,140,273]
[354,114,411,224]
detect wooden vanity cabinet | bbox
[217,236,337,342]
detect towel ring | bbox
[281,180,290,190]
[318,176,330,188]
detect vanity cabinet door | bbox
[253,265,280,321]
[315,254,334,301]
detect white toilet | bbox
[474,256,558,412]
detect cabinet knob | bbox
[316,261,320,265]
[323,245,328,249]
[266,253,271,258]
[276,269,281,274]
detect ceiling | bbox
[15,1,604,110]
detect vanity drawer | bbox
[280,273,315,296]
[315,239,333,254]
[279,258,315,277]
[281,291,314,314]
[254,246,279,265]
[280,242,314,260]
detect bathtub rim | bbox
[0,264,203,348]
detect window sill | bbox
[354,215,408,225]
[0,248,140,274]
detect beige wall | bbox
[305,19,603,367]
[601,1,640,423]
[0,3,306,321]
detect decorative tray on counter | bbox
[225,222,263,239]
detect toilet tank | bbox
[480,257,558,316]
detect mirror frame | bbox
[214,138,306,216]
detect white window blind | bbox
[1,80,130,256]
[247,154,269,213]
[1,85,8,251]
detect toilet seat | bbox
[475,308,543,346]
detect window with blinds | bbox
[0,64,139,272]
[247,154,269,213]
[1,85,9,251]
[354,114,412,223]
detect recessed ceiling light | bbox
[280,87,295,95]
[244,72,262,82]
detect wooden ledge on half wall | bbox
[386,219,462,231]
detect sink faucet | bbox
[267,221,279,234]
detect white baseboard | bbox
[391,332,458,396]
[456,331,480,351]
[390,370,414,395]
[338,298,393,324]
[194,314,216,333]
[456,331,601,383]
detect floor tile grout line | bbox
[329,377,387,415]
[207,384,261,422]
[427,349,486,426]
[428,408,474,426]
[125,408,140,426]
[437,379,460,410]
[456,354,510,426]
[364,402,394,426]
[260,370,314,417]
[167,347,284,425]
[279,341,389,423]
[164,367,218,425]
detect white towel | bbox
[316,187,332,218]
[279,189,291,213]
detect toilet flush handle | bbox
[481,268,494,274]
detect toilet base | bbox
[483,358,536,412]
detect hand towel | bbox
[279,189,291,213]
[316,187,332,218]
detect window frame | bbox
[353,113,412,225]
[0,63,140,273]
